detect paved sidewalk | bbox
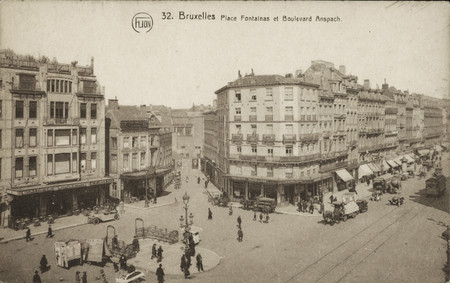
[128,239,221,276]
[0,214,89,244]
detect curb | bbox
[0,222,90,244]
[123,199,177,211]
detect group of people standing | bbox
[253,211,270,223]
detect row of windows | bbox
[122,136,158,149]
[14,101,38,119]
[11,101,98,120]
[13,128,96,148]
[234,87,316,102]
[47,79,72,93]
[233,165,318,177]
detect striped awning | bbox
[335,169,354,182]
[367,163,380,173]
[358,164,373,178]
[382,160,390,171]
[387,160,399,168]
[404,155,415,163]
[418,149,430,156]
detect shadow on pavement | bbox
[409,187,449,214]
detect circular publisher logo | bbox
[132,12,153,33]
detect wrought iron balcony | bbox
[284,115,294,121]
[299,133,320,141]
[231,134,243,142]
[282,134,296,144]
[262,134,276,144]
[280,153,320,163]
[246,134,259,143]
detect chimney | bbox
[91,56,94,73]
[295,69,303,78]
[108,98,119,110]
[363,79,370,90]
[339,65,346,75]
[102,86,105,94]
[382,78,389,91]
[238,70,242,79]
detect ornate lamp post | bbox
[179,192,194,245]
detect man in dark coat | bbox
[75,271,81,283]
[153,194,157,204]
[26,227,32,241]
[237,228,243,242]
[259,212,263,223]
[40,255,48,272]
[81,271,87,283]
[151,243,157,259]
[309,203,314,214]
[46,225,53,238]
[157,245,163,262]
[197,177,201,184]
[156,264,165,283]
[196,253,204,272]
[32,270,41,283]
[208,208,213,220]
[237,215,242,228]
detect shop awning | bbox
[358,164,373,178]
[404,155,415,163]
[382,160,390,171]
[367,163,380,173]
[387,160,399,168]
[6,177,114,196]
[335,169,354,182]
[393,157,403,166]
[435,145,443,152]
[418,149,430,156]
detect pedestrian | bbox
[237,228,243,242]
[229,205,233,215]
[253,211,257,221]
[186,176,189,183]
[319,202,324,214]
[40,255,48,273]
[237,215,242,228]
[154,194,157,204]
[26,227,31,242]
[81,271,87,283]
[197,176,201,184]
[46,225,53,238]
[156,263,165,283]
[132,238,140,252]
[151,243,157,259]
[329,194,334,204]
[266,214,270,223]
[196,253,204,272]
[112,235,119,248]
[259,212,263,223]
[208,208,213,220]
[32,270,41,283]
[75,271,81,283]
[157,245,163,262]
[309,202,314,214]
[366,179,370,186]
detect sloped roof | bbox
[215,74,319,93]
[106,106,148,129]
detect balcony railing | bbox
[262,134,276,143]
[246,134,259,143]
[234,115,242,121]
[334,113,346,119]
[284,115,294,121]
[249,115,257,122]
[231,134,243,142]
[238,155,265,161]
[282,134,296,144]
[299,133,320,141]
[279,153,320,163]
[44,116,79,125]
[265,115,273,121]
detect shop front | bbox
[6,178,113,219]
[335,169,355,191]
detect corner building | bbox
[0,54,112,227]
[215,73,332,205]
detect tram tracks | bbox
[283,195,439,283]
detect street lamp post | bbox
[179,192,194,251]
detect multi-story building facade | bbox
[172,108,205,162]
[422,96,444,145]
[105,99,173,202]
[382,81,398,158]
[409,93,423,147]
[356,81,386,176]
[215,71,336,205]
[202,109,219,186]
[0,52,112,227]
[393,89,408,150]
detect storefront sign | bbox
[8,178,113,196]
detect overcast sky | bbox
[1,1,449,108]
